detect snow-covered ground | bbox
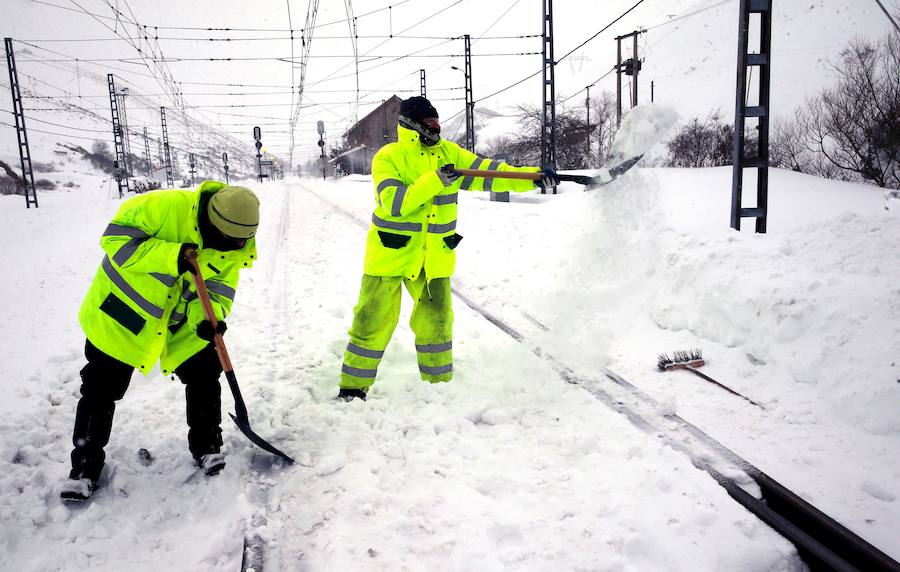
[0,150,898,569]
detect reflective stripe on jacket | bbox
[364,124,539,279]
[78,180,256,375]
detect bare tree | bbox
[801,33,900,188]
[665,112,740,167]
[771,113,850,180]
[590,91,617,166]
[505,104,595,169]
[479,135,516,161]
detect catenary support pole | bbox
[463,35,475,152]
[160,107,174,188]
[142,127,152,177]
[540,0,557,192]
[4,37,39,208]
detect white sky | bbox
[3,0,897,167]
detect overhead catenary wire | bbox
[16,33,541,42]
[872,0,900,33]
[443,0,649,122]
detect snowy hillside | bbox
[0,163,897,570]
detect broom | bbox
[657,348,765,409]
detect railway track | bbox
[305,183,900,572]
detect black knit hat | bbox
[399,96,438,122]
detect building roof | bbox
[344,95,403,138]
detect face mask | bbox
[400,115,441,146]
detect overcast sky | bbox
[3,0,897,167]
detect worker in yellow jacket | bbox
[338,96,560,400]
[60,181,260,501]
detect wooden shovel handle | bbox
[186,250,234,373]
[454,168,542,181]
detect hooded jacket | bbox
[79,180,256,375]
[364,124,539,279]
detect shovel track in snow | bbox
[301,183,899,572]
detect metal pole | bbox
[540,0,557,191]
[117,88,132,178]
[188,152,196,187]
[222,152,229,184]
[632,33,639,107]
[142,127,151,177]
[318,120,326,180]
[419,68,426,97]
[253,126,264,183]
[4,37,39,208]
[585,85,591,166]
[107,74,128,197]
[616,36,622,127]
[464,34,475,152]
[160,107,174,188]
[651,80,655,102]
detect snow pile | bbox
[607,103,680,164]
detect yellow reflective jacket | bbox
[79,180,256,375]
[364,125,539,279]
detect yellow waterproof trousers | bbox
[340,271,453,389]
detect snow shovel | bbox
[186,251,295,464]
[452,155,643,189]
[657,348,765,410]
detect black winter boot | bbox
[337,387,367,401]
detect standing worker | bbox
[60,181,260,501]
[338,96,560,400]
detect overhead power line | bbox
[27,0,412,33]
[17,51,538,63]
[873,0,900,33]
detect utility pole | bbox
[188,153,196,187]
[4,37,39,208]
[463,34,475,152]
[419,68,426,97]
[178,87,192,152]
[540,0,557,192]
[117,87,132,178]
[107,74,128,198]
[731,0,773,233]
[317,120,326,180]
[142,127,152,177]
[651,80,655,103]
[160,107,174,188]
[615,30,644,127]
[585,85,591,166]
[222,152,230,184]
[382,100,388,144]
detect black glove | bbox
[536,165,561,189]
[196,320,227,342]
[437,164,461,186]
[177,243,199,275]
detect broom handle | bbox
[454,168,542,181]
[685,366,765,409]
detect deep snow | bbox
[0,153,898,570]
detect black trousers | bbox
[70,340,223,480]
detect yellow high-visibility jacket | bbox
[79,180,256,375]
[364,124,539,279]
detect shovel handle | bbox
[186,250,233,373]
[454,168,541,181]
[454,168,600,187]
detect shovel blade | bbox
[229,412,295,464]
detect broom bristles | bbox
[657,348,703,370]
